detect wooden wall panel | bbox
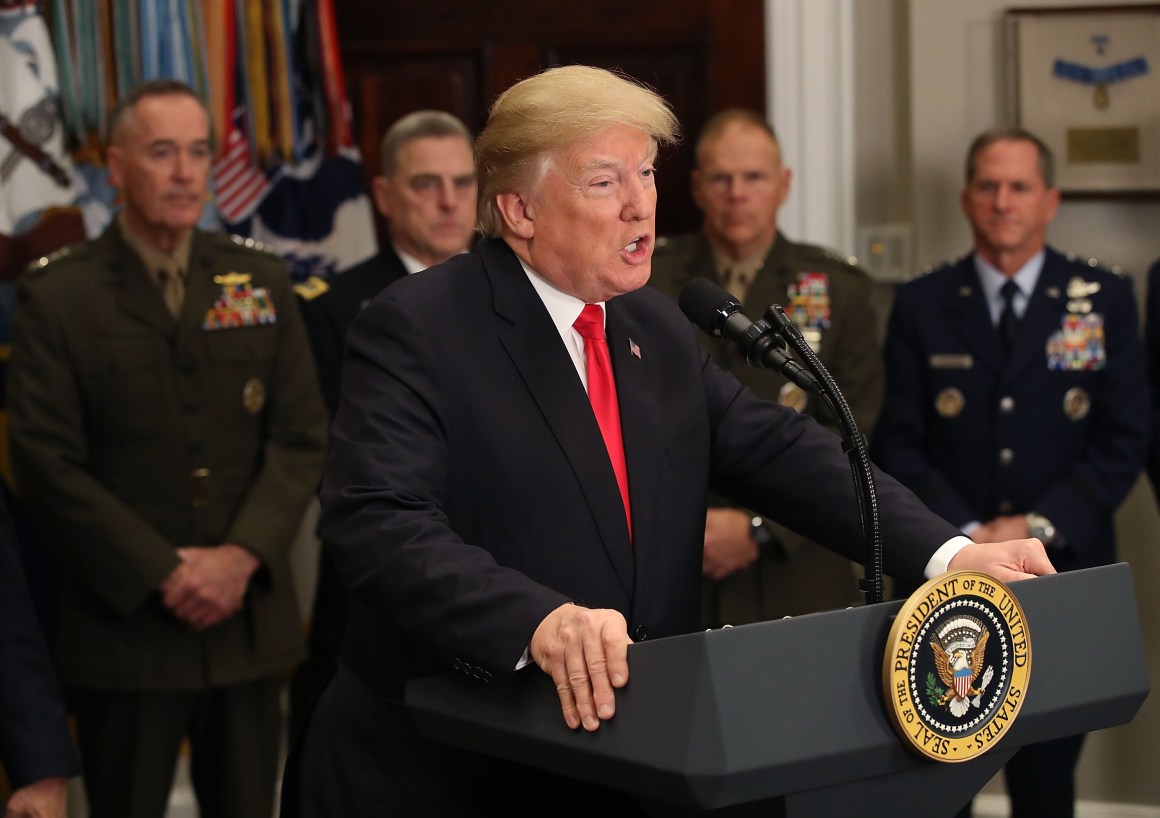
[335,0,764,236]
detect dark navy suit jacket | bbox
[299,246,409,416]
[321,237,959,701]
[1144,260,1160,505]
[874,247,1148,572]
[0,486,79,789]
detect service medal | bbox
[242,378,266,414]
[202,279,278,331]
[786,272,831,330]
[1062,387,1091,421]
[935,387,965,418]
[1046,314,1106,371]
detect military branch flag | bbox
[40,0,377,274]
[0,0,75,238]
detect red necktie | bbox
[573,304,631,536]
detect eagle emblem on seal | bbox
[929,615,995,718]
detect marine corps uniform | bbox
[650,230,884,624]
[7,221,328,818]
[872,246,1147,817]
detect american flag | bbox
[211,111,276,223]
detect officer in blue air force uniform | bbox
[872,127,1147,818]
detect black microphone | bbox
[678,277,819,394]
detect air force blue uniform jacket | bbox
[873,246,1148,572]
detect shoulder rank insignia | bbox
[230,234,269,252]
[294,276,330,301]
[26,246,73,274]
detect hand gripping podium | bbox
[406,564,1148,816]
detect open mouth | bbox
[623,235,650,257]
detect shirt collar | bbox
[517,256,604,339]
[393,242,431,276]
[117,211,192,279]
[973,249,1045,303]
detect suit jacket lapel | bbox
[105,225,178,339]
[743,234,793,319]
[181,231,217,340]
[484,241,636,598]
[1003,250,1066,382]
[947,258,1004,375]
[605,300,661,580]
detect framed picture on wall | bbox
[1004,5,1160,196]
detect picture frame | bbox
[1004,5,1160,196]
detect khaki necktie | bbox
[157,267,185,317]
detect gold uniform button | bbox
[997,501,1014,513]
[999,396,1015,413]
[999,448,1015,465]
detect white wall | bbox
[909,0,1160,281]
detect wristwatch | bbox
[749,515,774,548]
[1025,512,1057,547]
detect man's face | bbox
[961,138,1059,267]
[373,135,477,267]
[517,124,657,304]
[691,121,790,261]
[107,94,211,250]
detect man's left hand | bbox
[4,776,68,818]
[702,508,759,580]
[947,537,1056,583]
[160,543,261,631]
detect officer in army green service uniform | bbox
[7,80,328,818]
[650,108,883,627]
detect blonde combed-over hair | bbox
[474,65,680,236]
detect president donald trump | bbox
[284,65,1054,817]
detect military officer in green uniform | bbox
[7,80,328,818]
[650,109,883,626]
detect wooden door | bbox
[334,0,765,239]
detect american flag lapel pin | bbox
[628,338,642,359]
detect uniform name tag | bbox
[929,354,973,370]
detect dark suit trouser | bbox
[953,733,1086,818]
[1005,734,1086,818]
[71,676,283,818]
[284,662,648,818]
[289,548,346,735]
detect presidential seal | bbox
[883,571,1031,763]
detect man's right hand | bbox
[702,507,759,580]
[530,604,631,732]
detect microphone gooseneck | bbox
[677,278,819,394]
